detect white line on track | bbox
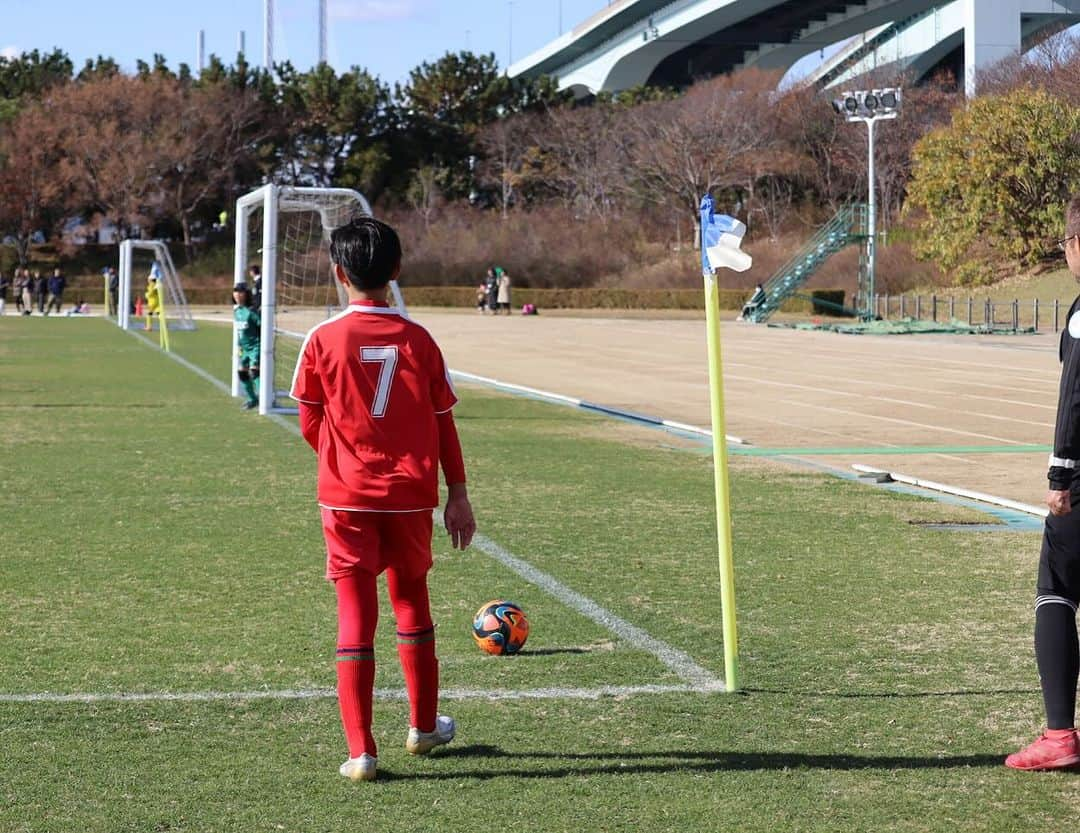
[770,396,1026,445]
[723,372,1054,431]
[119,326,723,695]
[0,682,720,705]
[724,333,1060,378]
[723,358,1056,412]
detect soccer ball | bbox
[472,600,529,655]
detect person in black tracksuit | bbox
[1008,196,1080,770]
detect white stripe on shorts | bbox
[1035,594,1078,612]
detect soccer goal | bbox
[234,185,412,416]
[116,240,196,337]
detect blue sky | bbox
[0,0,617,84]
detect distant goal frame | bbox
[232,185,373,415]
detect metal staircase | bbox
[744,204,869,323]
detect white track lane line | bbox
[119,327,723,694]
[723,359,1056,412]
[728,339,1059,381]
[723,372,1054,431]
[767,397,1025,445]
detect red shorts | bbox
[320,508,434,581]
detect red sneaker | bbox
[1005,730,1080,771]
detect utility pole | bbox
[508,1,514,66]
[318,0,327,65]
[264,0,274,70]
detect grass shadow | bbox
[376,746,1006,781]
[744,687,1040,699]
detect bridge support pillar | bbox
[964,0,1023,96]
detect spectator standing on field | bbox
[45,268,66,315]
[1007,194,1080,771]
[291,217,475,783]
[105,267,119,317]
[0,270,8,316]
[475,281,487,314]
[496,267,511,315]
[484,267,498,314]
[32,270,46,314]
[15,269,30,315]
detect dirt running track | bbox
[274,308,1064,508]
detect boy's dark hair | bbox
[1067,195,1080,238]
[329,217,402,290]
[249,264,261,276]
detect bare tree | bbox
[623,70,784,228]
[475,112,535,219]
[407,165,442,230]
[525,102,628,223]
[157,83,274,260]
[0,105,66,263]
[48,74,177,239]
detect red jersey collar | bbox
[348,299,390,308]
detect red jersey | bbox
[290,301,458,512]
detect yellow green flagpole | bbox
[157,281,171,353]
[700,193,750,693]
[704,270,738,692]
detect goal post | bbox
[117,240,196,338]
[234,185,399,416]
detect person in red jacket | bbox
[291,217,476,782]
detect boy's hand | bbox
[1048,489,1072,517]
[444,484,476,550]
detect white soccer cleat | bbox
[406,715,455,755]
[339,753,377,781]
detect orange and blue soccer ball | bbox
[472,600,529,655]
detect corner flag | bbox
[699,193,752,692]
[700,194,752,275]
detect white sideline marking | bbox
[851,464,1049,518]
[450,369,746,444]
[0,682,720,705]
[127,330,300,437]
[464,527,721,689]
[122,325,723,691]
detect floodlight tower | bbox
[318,0,328,65]
[264,0,274,70]
[831,88,902,319]
[196,30,205,74]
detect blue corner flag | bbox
[700,195,752,275]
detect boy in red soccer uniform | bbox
[290,218,476,782]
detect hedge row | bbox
[370,286,843,313]
[65,280,845,314]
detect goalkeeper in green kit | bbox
[234,283,261,410]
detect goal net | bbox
[234,186,374,414]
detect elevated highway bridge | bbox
[509,0,1080,96]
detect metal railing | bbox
[873,293,1067,332]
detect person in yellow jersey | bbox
[143,267,161,331]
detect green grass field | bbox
[0,316,1074,832]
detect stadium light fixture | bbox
[829,87,902,318]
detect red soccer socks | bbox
[336,646,376,758]
[397,627,438,733]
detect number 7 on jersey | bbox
[360,346,398,418]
